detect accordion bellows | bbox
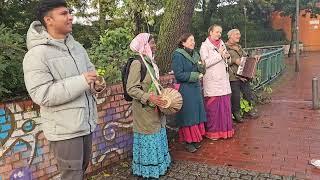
[236,57,257,79]
[159,88,183,115]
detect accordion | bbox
[236,57,257,79]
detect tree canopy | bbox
[1,0,308,100]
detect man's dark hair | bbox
[36,0,68,27]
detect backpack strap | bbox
[138,54,163,95]
[137,58,147,82]
[131,55,147,82]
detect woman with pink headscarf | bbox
[126,33,171,178]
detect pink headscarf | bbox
[130,33,153,60]
[129,33,159,79]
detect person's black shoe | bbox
[233,112,244,123]
[193,142,201,149]
[185,143,197,153]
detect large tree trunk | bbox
[0,1,3,26]
[98,0,116,32]
[99,1,107,32]
[134,10,143,35]
[156,0,197,73]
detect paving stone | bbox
[199,172,208,178]
[218,169,229,176]
[207,168,218,175]
[175,175,185,180]
[208,174,222,180]
[259,173,270,178]
[269,174,282,179]
[228,168,239,173]
[238,169,249,175]
[165,178,176,180]
[184,175,197,180]
[166,171,176,177]
[92,159,296,180]
[252,177,266,180]
[247,171,259,177]
[240,175,253,180]
[198,167,208,173]
[189,170,200,176]
[221,177,231,180]
[230,172,241,178]
[282,177,294,180]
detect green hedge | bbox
[245,30,287,47]
[0,24,28,101]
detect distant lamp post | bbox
[295,0,300,72]
[244,6,247,49]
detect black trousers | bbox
[230,80,255,114]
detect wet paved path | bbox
[170,52,320,180]
[90,159,297,179]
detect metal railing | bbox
[249,47,320,110]
[245,45,283,56]
[250,47,285,89]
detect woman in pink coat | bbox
[200,24,234,140]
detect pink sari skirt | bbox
[178,123,205,143]
[204,95,234,139]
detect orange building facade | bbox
[271,11,320,51]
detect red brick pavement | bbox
[170,52,320,180]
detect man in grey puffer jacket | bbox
[23,0,98,179]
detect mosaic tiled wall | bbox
[0,75,175,179]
